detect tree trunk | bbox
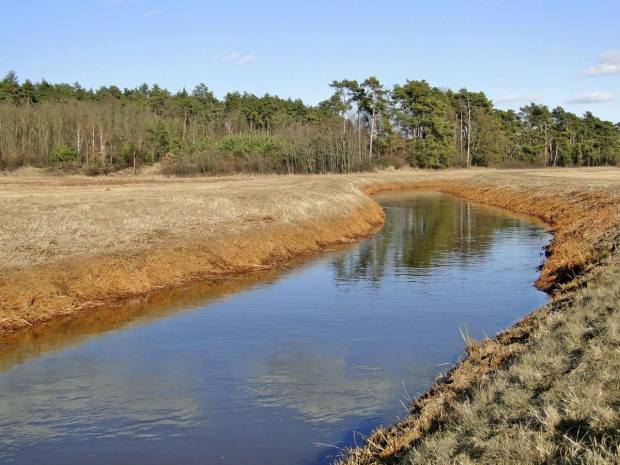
[369,106,375,162]
[460,109,464,156]
[91,124,95,165]
[76,124,81,161]
[100,129,105,166]
[357,109,362,162]
[466,96,471,167]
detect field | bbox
[1,167,619,462]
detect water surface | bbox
[0,191,549,464]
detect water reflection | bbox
[0,191,549,465]
[0,358,206,456]
[0,267,293,372]
[333,191,545,283]
[250,350,392,424]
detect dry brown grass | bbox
[1,167,619,334]
[0,175,387,332]
[1,166,620,462]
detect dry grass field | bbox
[2,167,617,273]
[1,166,620,463]
[1,167,619,330]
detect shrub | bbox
[50,146,80,167]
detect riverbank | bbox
[338,170,620,464]
[0,174,390,333]
[1,168,618,332]
[336,258,620,464]
[1,168,619,461]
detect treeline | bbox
[0,70,618,174]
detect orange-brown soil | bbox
[1,168,619,337]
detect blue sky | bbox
[1,0,619,122]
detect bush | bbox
[50,146,80,167]
[495,159,542,170]
[83,164,105,176]
[160,152,177,175]
[142,150,155,165]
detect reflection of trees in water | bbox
[333,193,539,283]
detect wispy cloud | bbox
[222,52,239,62]
[216,52,255,65]
[581,50,620,76]
[237,54,254,64]
[565,92,616,104]
[145,10,161,16]
[495,93,543,104]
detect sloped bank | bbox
[336,260,620,464]
[0,193,385,333]
[336,177,620,464]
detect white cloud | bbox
[217,52,254,65]
[495,93,543,104]
[581,50,620,76]
[145,10,161,16]
[237,54,254,65]
[222,52,239,62]
[565,92,616,104]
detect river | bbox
[0,191,549,464]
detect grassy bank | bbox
[0,174,389,332]
[336,170,620,464]
[1,168,619,461]
[337,258,620,464]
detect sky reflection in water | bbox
[0,191,549,464]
